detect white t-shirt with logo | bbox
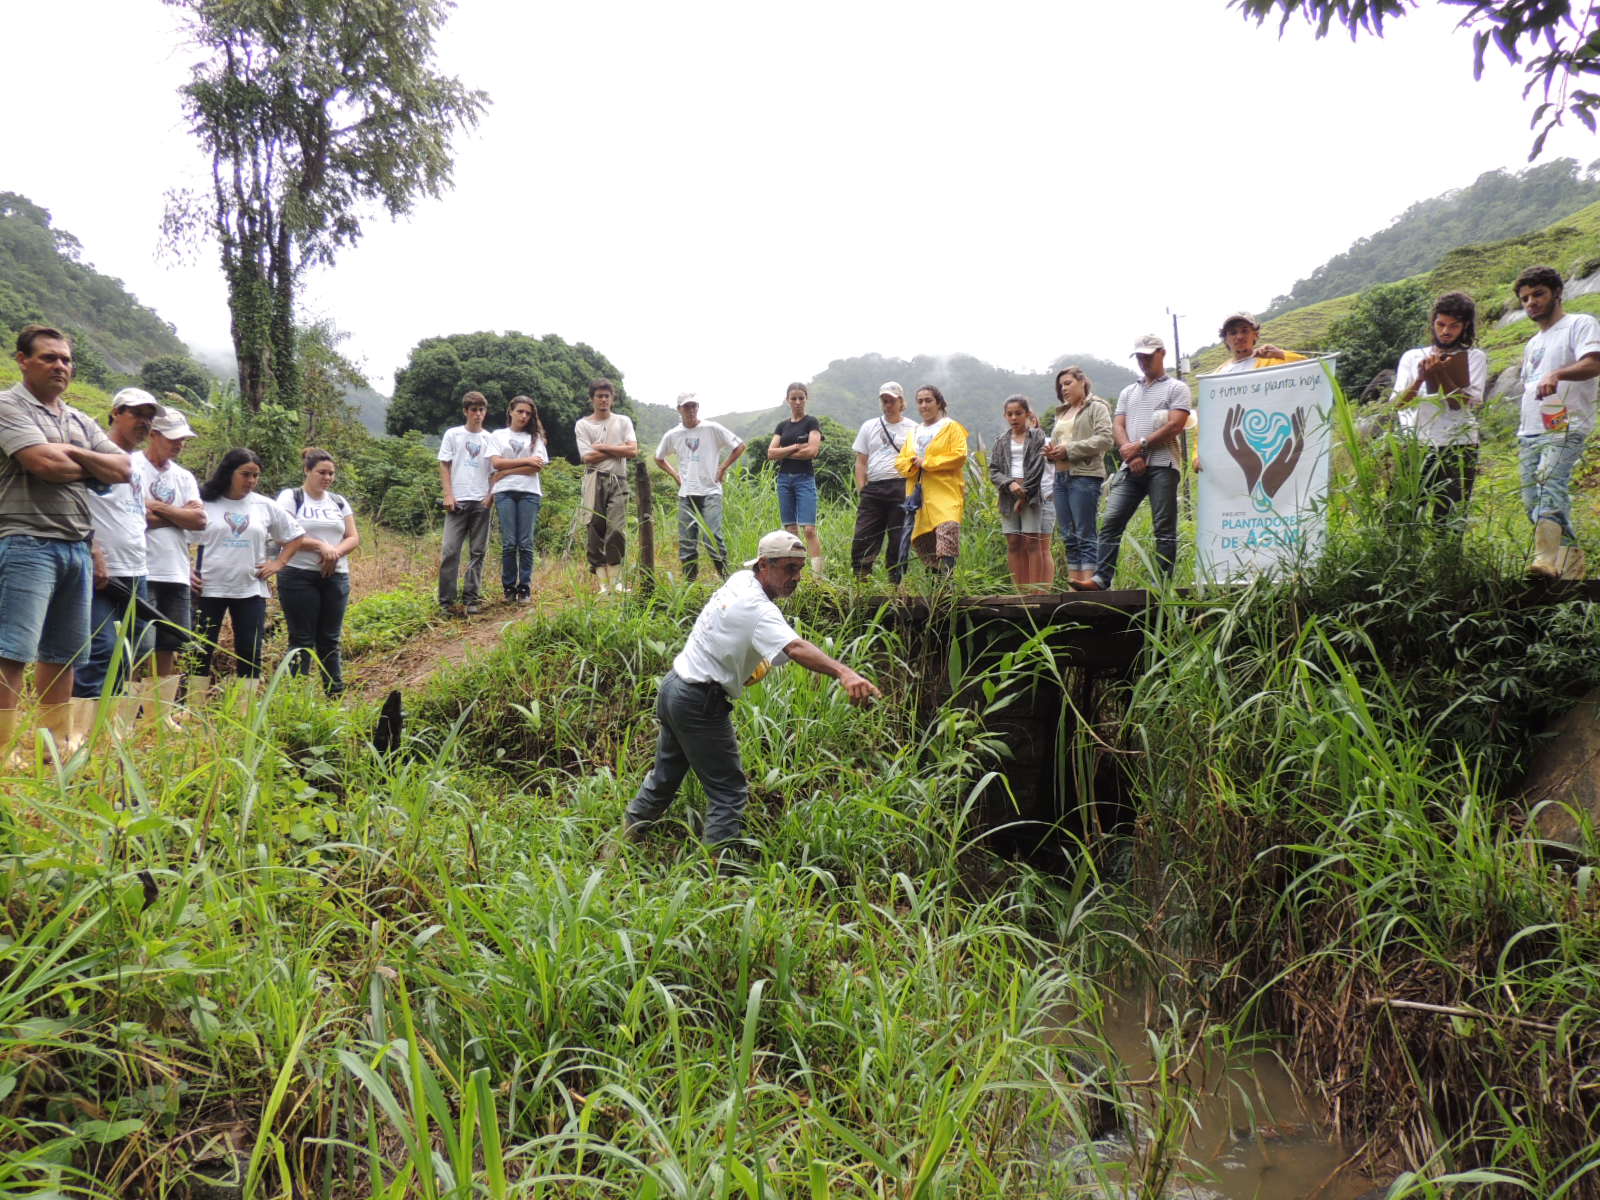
[275,488,354,574]
[656,421,742,496]
[192,494,303,599]
[1519,312,1600,437]
[672,569,801,700]
[852,415,917,483]
[438,425,494,502]
[85,456,149,576]
[914,416,951,453]
[1393,346,1487,447]
[134,451,202,584]
[490,429,548,496]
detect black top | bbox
[774,415,822,476]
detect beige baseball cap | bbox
[745,530,808,568]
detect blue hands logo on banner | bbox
[1223,405,1308,512]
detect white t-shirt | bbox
[192,493,303,599]
[275,487,354,574]
[135,451,202,584]
[438,425,494,502]
[86,453,149,576]
[1392,346,1487,447]
[1519,312,1600,437]
[672,569,802,700]
[852,415,918,483]
[489,428,548,496]
[656,421,742,496]
[575,413,637,477]
[1008,434,1028,479]
[914,417,951,453]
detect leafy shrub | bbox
[343,431,443,534]
[343,584,439,657]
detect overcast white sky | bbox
[10,1,1598,416]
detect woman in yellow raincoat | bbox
[895,385,969,573]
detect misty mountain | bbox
[719,351,1138,443]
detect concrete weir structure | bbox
[889,581,1600,865]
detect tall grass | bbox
[1120,433,1600,1193]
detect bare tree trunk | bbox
[635,458,655,599]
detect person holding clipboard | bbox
[1391,292,1487,522]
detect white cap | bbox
[151,408,196,439]
[111,387,166,417]
[1130,334,1165,357]
[676,392,699,408]
[878,381,904,400]
[744,529,808,568]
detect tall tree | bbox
[1234,1,1600,155]
[164,0,487,410]
[387,330,629,463]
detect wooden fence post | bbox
[635,458,655,598]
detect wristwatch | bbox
[1139,438,1149,455]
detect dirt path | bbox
[343,559,605,702]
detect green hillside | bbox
[1260,157,1600,319]
[0,192,186,378]
[1194,198,1600,379]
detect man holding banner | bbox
[1194,352,1335,583]
[1075,334,1189,591]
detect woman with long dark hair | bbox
[192,449,303,688]
[275,448,359,694]
[488,395,547,602]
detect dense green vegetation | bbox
[1260,158,1600,320]
[6,393,1599,1195]
[385,330,631,464]
[0,192,185,378]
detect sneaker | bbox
[465,601,482,616]
[518,588,533,603]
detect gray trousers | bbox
[586,470,629,569]
[438,499,492,605]
[626,669,749,845]
[678,493,727,577]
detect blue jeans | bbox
[74,575,149,697]
[194,595,268,679]
[1054,474,1102,572]
[677,493,727,577]
[1519,430,1588,542]
[626,669,750,845]
[277,567,350,695]
[1095,465,1179,588]
[495,492,541,594]
[0,534,92,666]
[777,472,819,527]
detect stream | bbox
[1052,994,1390,1200]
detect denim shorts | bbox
[0,534,92,665]
[777,472,818,527]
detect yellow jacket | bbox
[895,418,969,539]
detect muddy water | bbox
[1056,995,1386,1200]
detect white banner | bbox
[1195,356,1335,583]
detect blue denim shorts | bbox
[777,472,819,527]
[0,534,92,665]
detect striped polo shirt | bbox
[0,381,120,540]
[1115,374,1192,470]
